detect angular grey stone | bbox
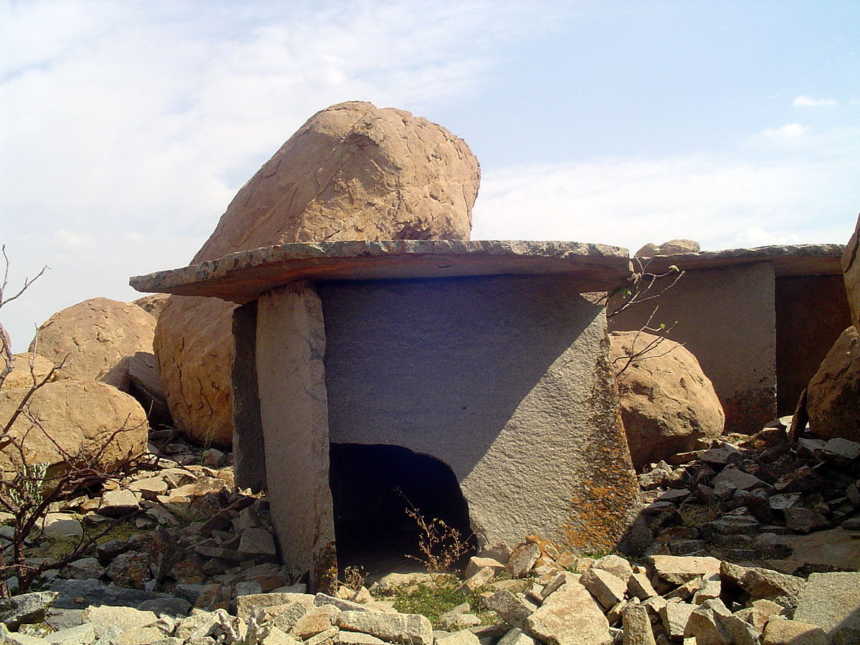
[464,556,506,579]
[683,599,732,644]
[0,591,59,630]
[334,632,386,645]
[483,591,537,630]
[784,507,829,533]
[305,627,339,645]
[822,438,860,461]
[525,578,611,645]
[719,561,805,603]
[507,543,541,578]
[63,557,104,580]
[769,493,802,511]
[712,467,764,492]
[82,605,158,639]
[435,631,481,645]
[236,592,316,622]
[314,593,371,613]
[761,617,828,645]
[622,604,656,645]
[626,573,657,600]
[98,489,140,516]
[647,555,721,586]
[659,602,696,639]
[497,627,537,645]
[238,527,277,557]
[794,572,860,643]
[581,567,626,610]
[44,622,96,644]
[137,596,192,617]
[336,610,433,645]
[460,566,496,592]
[592,555,633,584]
[42,514,84,540]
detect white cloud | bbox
[761,123,808,139]
[473,140,860,253]
[793,95,838,107]
[0,1,566,350]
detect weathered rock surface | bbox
[794,572,860,643]
[2,353,56,390]
[30,298,155,391]
[525,575,611,645]
[611,330,725,469]
[133,294,170,319]
[807,325,860,440]
[634,239,700,257]
[153,101,480,445]
[0,380,148,472]
[843,213,860,332]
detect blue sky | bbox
[1,0,858,350]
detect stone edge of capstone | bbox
[129,239,632,294]
[636,243,846,275]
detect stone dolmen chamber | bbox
[132,240,643,588]
[608,244,848,434]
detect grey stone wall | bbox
[318,275,639,550]
[775,275,851,414]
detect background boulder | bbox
[842,213,859,332]
[30,298,155,392]
[3,353,55,390]
[807,326,860,440]
[0,380,148,473]
[154,101,480,445]
[610,330,725,470]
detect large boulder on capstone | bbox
[154,101,480,445]
[808,326,860,440]
[30,298,155,392]
[0,380,148,474]
[634,239,701,257]
[610,331,725,470]
[843,213,860,332]
[132,294,170,320]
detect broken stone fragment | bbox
[580,567,627,610]
[0,591,59,630]
[460,566,496,592]
[761,617,828,645]
[647,555,721,587]
[524,577,611,645]
[659,602,696,639]
[238,527,277,557]
[507,542,541,578]
[434,631,481,645]
[497,627,537,645]
[483,591,537,630]
[591,554,634,584]
[336,610,433,645]
[464,556,506,579]
[621,604,656,645]
[626,573,658,600]
[683,598,733,644]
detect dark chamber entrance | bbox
[329,443,474,576]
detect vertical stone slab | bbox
[320,275,640,552]
[775,276,850,414]
[256,284,336,589]
[610,263,776,434]
[232,301,266,492]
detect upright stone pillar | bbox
[256,283,336,590]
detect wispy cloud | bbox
[473,129,860,252]
[0,0,565,350]
[793,95,838,107]
[761,123,808,139]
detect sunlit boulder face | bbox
[154,101,481,445]
[610,330,725,470]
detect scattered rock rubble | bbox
[1,418,858,644]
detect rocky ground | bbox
[0,418,858,644]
